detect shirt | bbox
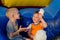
[6,20,26,40]
[28,22,44,36]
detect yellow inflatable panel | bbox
[1,0,51,7]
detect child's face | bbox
[13,10,20,20]
[32,13,40,23]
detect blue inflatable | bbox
[0,7,9,40]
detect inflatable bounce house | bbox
[0,0,60,40]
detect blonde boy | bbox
[6,8,30,40]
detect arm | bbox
[7,21,27,39]
[39,8,47,28]
[27,24,34,39]
[10,28,26,38]
[40,18,47,28]
[28,29,34,39]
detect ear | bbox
[12,14,15,18]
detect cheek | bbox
[32,18,35,22]
[17,15,19,17]
[16,15,20,18]
[35,18,40,22]
[14,15,19,19]
[33,18,37,22]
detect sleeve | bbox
[27,24,32,29]
[7,23,14,34]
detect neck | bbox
[34,22,39,25]
[10,18,16,23]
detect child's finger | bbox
[20,25,22,28]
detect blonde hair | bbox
[6,8,18,18]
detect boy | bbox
[27,9,47,40]
[6,8,30,40]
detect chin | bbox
[18,18,20,19]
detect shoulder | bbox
[27,23,32,29]
[7,20,13,28]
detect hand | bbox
[19,28,27,32]
[31,35,34,39]
[24,28,29,32]
[39,14,43,20]
[30,35,34,40]
[26,38,31,40]
[18,26,27,32]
